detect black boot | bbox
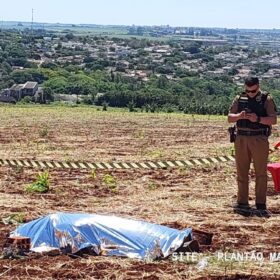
[254,204,270,218]
[233,203,252,216]
[256,203,266,210]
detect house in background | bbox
[10,82,39,100]
[0,81,42,103]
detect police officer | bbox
[228,76,277,215]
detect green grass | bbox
[25,171,50,193]
[1,103,229,120]
[102,174,117,192]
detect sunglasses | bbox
[245,88,258,94]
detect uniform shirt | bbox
[229,91,277,117]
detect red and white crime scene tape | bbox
[0,155,235,170]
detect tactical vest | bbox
[236,91,270,130]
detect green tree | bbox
[43,77,68,94]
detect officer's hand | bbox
[239,111,247,119]
[245,113,258,122]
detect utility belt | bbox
[237,129,270,137]
[228,126,271,143]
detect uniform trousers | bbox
[234,135,269,205]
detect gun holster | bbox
[228,126,236,143]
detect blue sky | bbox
[1,0,280,29]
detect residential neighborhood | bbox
[1,25,280,113]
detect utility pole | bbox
[30,9,34,57]
[31,8,34,35]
